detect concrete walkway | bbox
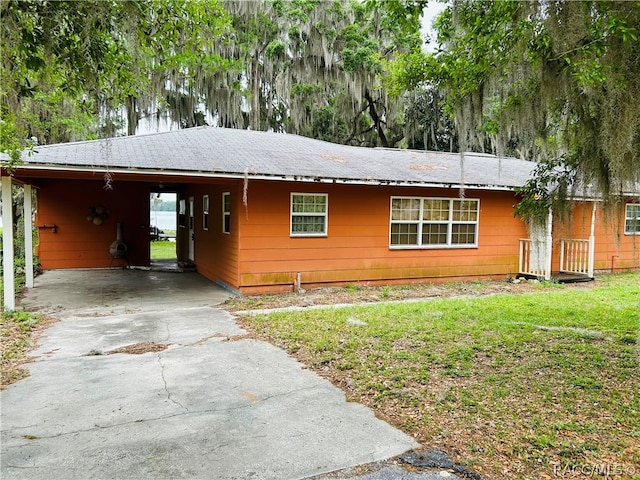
[1,269,422,480]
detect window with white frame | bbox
[390,197,479,248]
[222,192,231,234]
[290,193,328,236]
[203,195,210,230]
[188,197,194,230]
[625,203,640,234]
[178,198,186,228]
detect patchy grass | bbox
[150,240,176,259]
[224,276,588,312]
[0,309,46,389]
[237,273,640,480]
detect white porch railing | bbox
[519,238,551,280]
[560,238,594,277]
[519,204,597,281]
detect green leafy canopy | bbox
[1,0,230,166]
[386,0,640,218]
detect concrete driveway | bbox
[1,269,419,480]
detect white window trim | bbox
[203,195,210,230]
[222,192,231,234]
[625,203,640,235]
[178,199,186,228]
[290,192,328,237]
[188,197,195,230]
[389,196,480,249]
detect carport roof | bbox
[11,126,536,190]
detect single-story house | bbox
[2,126,638,307]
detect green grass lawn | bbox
[239,273,640,480]
[150,240,176,259]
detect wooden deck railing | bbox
[519,238,551,280]
[560,238,594,277]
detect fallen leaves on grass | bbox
[1,311,56,390]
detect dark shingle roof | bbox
[17,126,536,190]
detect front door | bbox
[188,196,195,261]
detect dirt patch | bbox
[223,278,596,312]
[107,342,169,355]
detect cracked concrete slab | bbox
[18,268,231,317]
[33,306,246,360]
[1,269,419,479]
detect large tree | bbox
[387,0,640,210]
[139,0,424,147]
[2,0,431,158]
[1,0,230,164]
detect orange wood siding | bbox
[35,179,150,268]
[234,181,528,293]
[179,184,240,290]
[20,165,638,294]
[553,201,640,272]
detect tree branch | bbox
[364,89,389,147]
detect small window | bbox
[291,193,328,236]
[625,203,640,234]
[390,197,479,248]
[189,197,194,230]
[222,192,231,234]
[178,199,186,228]
[203,195,210,230]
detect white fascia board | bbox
[15,164,519,192]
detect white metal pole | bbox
[24,184,34,288]
[1,174,16,310]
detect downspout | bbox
[1,174,15,310]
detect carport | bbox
[2,170,175,309]
[1,166,241,309]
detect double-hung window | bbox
[203,195,210,230]
[291,193,328,236]
[222,192,231,234]
[390,197,479,248]
[625,203,640,234]
[178,199,187,228]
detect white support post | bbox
[1,174,15,310]
[519,239,524,274]
[24,184,34,288]
[545,209,553,281]
[588,202,597,278]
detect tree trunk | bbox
[251,56,260,130]
[365,89,389,147]
[126,97,139,136]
